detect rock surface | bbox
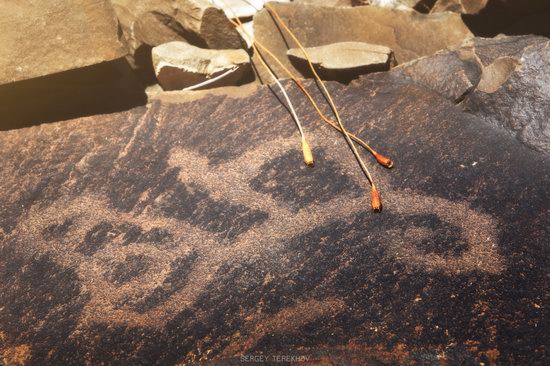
[152,41,251,91]
[392,48,482,102]
[0,59,147,131]
[0,0,127,85]
[352,0,438,12]
[0,73,548,365]
[111,0,242,55]
[461,36,550,153]
[287,41,394,80]
[252,2,472,82]
[287,42,393,69]
[391,35,550,153]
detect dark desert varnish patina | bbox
[0,73,548,365]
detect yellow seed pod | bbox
[302,139,314,167]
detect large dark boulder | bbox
[0,74,548,365]
[0,0,127,86]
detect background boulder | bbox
[252,2,472,82]
[0,0,127,86]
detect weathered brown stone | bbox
[461,35,550,153]
[0,73,548,365]
[111,0,242,55]
[0,59,147,131]
[252,2,472,81]
[391,48,481,102]
[389,35,550,154]
[0,0,127,85]
[287,41,394,80]
[287,41,393,70]
[152,41,251,91]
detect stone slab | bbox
[0,0,127,85]
[0,74,548,365]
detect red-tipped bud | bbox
[374,153,393,168]
[371,187,382,213]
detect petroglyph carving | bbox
[9,135,503,333]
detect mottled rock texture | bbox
[462,36,550,153]
[152,41,251,91]
[287,41,394,80]
[252,2,472,82]
[0,0,127,85]
[391,48,482,102]
[0,59,147,131]
[0,74,548,365]
[392,35,550,154]
[111,0,242,56]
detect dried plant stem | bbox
[243,27,392,167]
[265,3,384,210]
[216,0,314,166]
[227,2,392,169]
[181,67,238,91]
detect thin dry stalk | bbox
[243,22,393,168]
[264,3,384,210]
[216,0,314,167]
[229,1,393,169]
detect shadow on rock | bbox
[0,59,147,131]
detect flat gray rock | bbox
[152,41,251,91]
[287,41,393,70]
